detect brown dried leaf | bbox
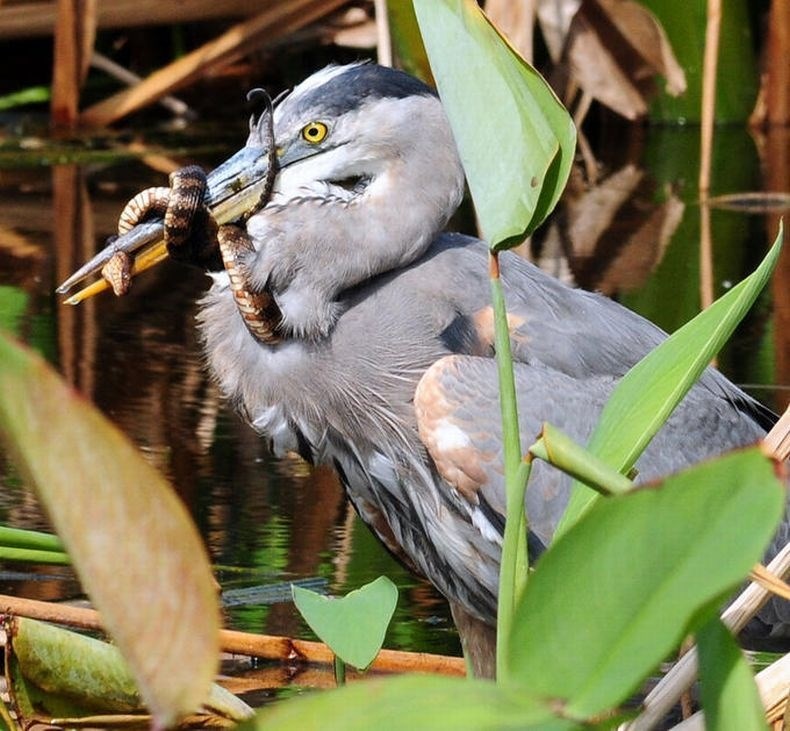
[485,0,536,63]
[566,164,644,256]
[560,164,684,292]
[536,0,581,62]
[324,7,377,49]
[764,403,790,462]
[596,0,686,96]
[563,0,686,119]
[567,11,648,119]
[0,335,220,728]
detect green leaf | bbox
[292,576,398,670]
[0,285,28,334]
[529,424,633,496]
[697,617,768,731]
[413,0,576,248]
[387,0,433,83]
[0,335,220,728]
[0,85,50,111]
[558,222,783,536]
[9,617,251,722]
[245,674,580,730]
[508,448,784,718]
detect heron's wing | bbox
[438,243,775,431]
[414,353,612,548]
[413,348,771,548]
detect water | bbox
[0,119,787,685]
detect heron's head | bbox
[205,63,466,336]
[210,63,464,223]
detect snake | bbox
[103,92,282,344]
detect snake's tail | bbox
[217,224,282,345]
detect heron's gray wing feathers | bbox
[414,354,614,548]
[414,350,772,548]
[414,351,788,637]
[495,247,776,430]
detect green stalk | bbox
[490,251,530,681]
[529,424,634,496]
[0,526,70,564]
[0,525,65,552]
[0,547,70,565]
[334,655,346,686]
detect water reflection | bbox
[0,123,787,670]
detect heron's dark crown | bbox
[286,63,437,119]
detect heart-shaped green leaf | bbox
[414,0,576,248]
[292,576,398,670]
[508,447,784,717]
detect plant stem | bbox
[334,655,346,686]
[0,593,468,675]
[0,525,65,552]
[0,547,70,565]
[529,424,633,496]
[490,251,530,682]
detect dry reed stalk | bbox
[374,0,392,67]
[765,0,790,126]
[765,404,790,462]
[697,0,720,319]
[750,562,790,601]
[697,0,720,197]
[0,593,466,676]
[669,653,790,730]
[79,0,350,127]
[0,0,262,39]
[90,52,192,118]
[51,0,96,128]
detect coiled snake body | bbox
[103,166,283,345]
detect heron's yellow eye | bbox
[301,121,328,144]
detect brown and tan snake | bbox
[103,94,282,344]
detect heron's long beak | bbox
[56,144,275,304]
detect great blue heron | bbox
[61,63,787,676]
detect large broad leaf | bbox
[557,223,783,535]
[508,448,784,719]
[696,616,767,731]
[413,0,576,248]
[292,576,398,670]
[0,335,219,728]
[245,674,580,731]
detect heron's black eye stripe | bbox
[301,121,328,143]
